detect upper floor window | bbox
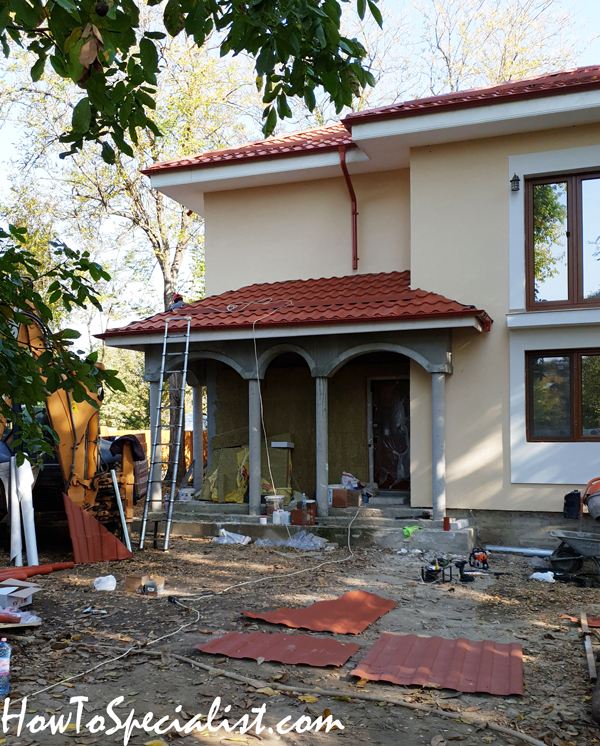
[526,173,600,309]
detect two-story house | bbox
[100,65,600,542]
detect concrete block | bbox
[409,527,476,554]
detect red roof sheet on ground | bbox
[196,631,360,667]
[142,66,600,176]
[351,633,523,696]
[98,271,492,340]
[63,494,133,564]
[242,590,397,634]
[141,122,353,175]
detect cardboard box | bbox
[329,488,359,508]
[125,575,149,593]
[125,575,166,594]
[290,509,315,526]
[0,579,41,608]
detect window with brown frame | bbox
[526,350,600,441]
[526,172,600,309]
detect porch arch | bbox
[257,344,317,378]
[322,342,438,378]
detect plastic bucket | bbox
[588,494,600,520]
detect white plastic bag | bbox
[212,529,251,545]
[93,575,117,591]
[529,571,555,583]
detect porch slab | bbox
[132,514,477,553]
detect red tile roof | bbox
[142,65,600,176]
[243,590,397,634]
[351,633,524,696]
[141,122,353,175]
[196,631,361,667]
[345,64,600,126]
[97,272,492,340]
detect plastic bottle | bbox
[301,493,307,510]
[0,638,11,696]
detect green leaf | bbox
[139,38,158,73]
[71,98,91,133]
[367,0,383,28]
[30,56,45,81]
[357,0,366,20]
[101,141,115,164]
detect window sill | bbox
[507,307,600,329]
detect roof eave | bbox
[98,312,492,349]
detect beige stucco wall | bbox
[204,169,410,295]
[410,123,600,512]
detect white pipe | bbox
[111,469,132,553]
[486,545,553,557]
[17,459,38,566]
[9,457,22,567]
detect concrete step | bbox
[132,517,476,553]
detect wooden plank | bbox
[582,611,590,635]
[585,636,597,680]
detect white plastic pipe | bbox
[9,456,23,567]
[431,372,446,521]
[486,545,553,557]
[17,459,38,566]
[248,378,261,517]
[111,469,132,553]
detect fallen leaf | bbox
[298,695,319,703]
[431,736,446,746]
[355,678,370,688]
[256,687,278,696]
[256,657,265,666]
[144,741,169,746]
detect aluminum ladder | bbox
[139,316,191,551]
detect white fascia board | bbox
[103,314,483,349]
[507,307,600,329]
[350,90,600,147]
[148,147,369,192]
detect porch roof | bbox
[97,271,492,342]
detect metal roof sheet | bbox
[195,631,361,667]
[242,590,397,634]
[98,271,492,340]
[351,633,523,696]
[63,494,133,564]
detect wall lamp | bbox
[510,173,521,192]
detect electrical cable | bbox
[11,296,362,705]
[10,505,361,706]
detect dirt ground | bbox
[3,537,600,746]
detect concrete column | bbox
[192,385,204,494]
[315,376,329,517]
[206,362,217,468]
[431,372,446,520]
[248,378,262,516]
[148,379,163,511]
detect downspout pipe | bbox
[338,145,358,271]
